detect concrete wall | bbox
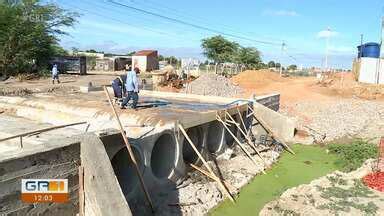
[252,102,295,143]
[0,140,80,215]
[358,57,384,84]
[0,133,133,216]
[81,134,132,216]
[255,93,280,111]
[146,55,159,71]
[132,56,147,72]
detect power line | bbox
[60,1,200,44]
[126,0,283,43]
[107,0,282,46]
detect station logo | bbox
[21,179,68,203]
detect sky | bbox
[55,0,384,69]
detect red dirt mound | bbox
[362,172,384,192]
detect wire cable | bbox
[107,0,282,46]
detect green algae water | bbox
[210,144,341,216]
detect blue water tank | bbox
[358,42,380,58]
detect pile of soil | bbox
[317,72,384,100]
[231,69,287,90]
[182,73,243,97]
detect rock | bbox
[182,74,243,97]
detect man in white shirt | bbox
[121,67,140,109]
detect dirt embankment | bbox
[231,69,384,104]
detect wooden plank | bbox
[216,114,262,171]
[0,122,87,143]
[103,86,155,212]
[189,164,237,192]
[236,108,248,133]
[248,106,295,155]
[225,112,267,170]
[178,124,235,203]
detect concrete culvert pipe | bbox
[207,121,225,153]
[151,133,177,179]
[182,126,204,164]
[111,146,144,198]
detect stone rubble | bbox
[281,99,384,143]
[131,144,282,216]
[182,74,244,97]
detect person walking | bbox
[51,64,60,84]
[120,67,140,109]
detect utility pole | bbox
[360,34,364,47]
[324,27,331,73]
[279,42,286,77]
[377,16,384,84]
[380,16,384,59]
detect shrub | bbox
[328,139,377,172]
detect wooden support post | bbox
[79,166,85,216]
[178,124,235,203]
[246,112,254,118]
[248,106,295,155]
[237,108,252,137]
[19,136,23,149]
[216,114,262,172]
[189,164,237,192]
[225,112,267,169]
[103,86,155,212]
[236,108,247,133]
[225,119,239,126]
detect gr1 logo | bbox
[21,179,68,203]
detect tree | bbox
[235,47,262,69]
[201,35,239,63]
[0,0,78,76]
[85,49,98,53]
[288,64,297,71]
[275,62,281,68]
[268,61,276,68]
[127,51,136,56]
[165,56,178,65]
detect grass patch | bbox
[318,179,377,200]
[317,179,378,214]
[327,139,377,172]
[209,144,341,215]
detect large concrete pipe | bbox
[110,145,144,198]
[206,121,226,154]
[150,132,178,179]
[182,126,206,164]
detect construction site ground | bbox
[1,70,384,215]
[230,70,384,144]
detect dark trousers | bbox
[52,74,60,84]
[121,91,138,108]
